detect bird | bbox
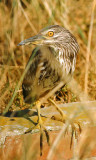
[18,25,79,155]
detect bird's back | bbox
[22,46,64,104]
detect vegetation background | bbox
[0,0,96,111]
[0,0,96,159]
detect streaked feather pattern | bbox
[22,25,79,104]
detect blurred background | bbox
[0,0,96,113]
[0,0,96,159]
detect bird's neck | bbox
[49,47,65,65]
[49,46,76,75]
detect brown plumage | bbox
[18,25,79,104]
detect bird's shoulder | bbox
[23,46,62,87]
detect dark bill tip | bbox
[17,41,25,46]
[17,39,29,46]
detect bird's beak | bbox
[17,34,45,46]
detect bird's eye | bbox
[48,31,54,37]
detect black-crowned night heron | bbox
[18,25,79,155]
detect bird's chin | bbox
[42,41,55,47]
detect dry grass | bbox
[0,0,96,159]
[0,0,96,111]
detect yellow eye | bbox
[48,31,54,37]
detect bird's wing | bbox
[22,46,63,103]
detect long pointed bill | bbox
[17,34,45,46]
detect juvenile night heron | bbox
[18,25,79,154]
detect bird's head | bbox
[18,25,79,52]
